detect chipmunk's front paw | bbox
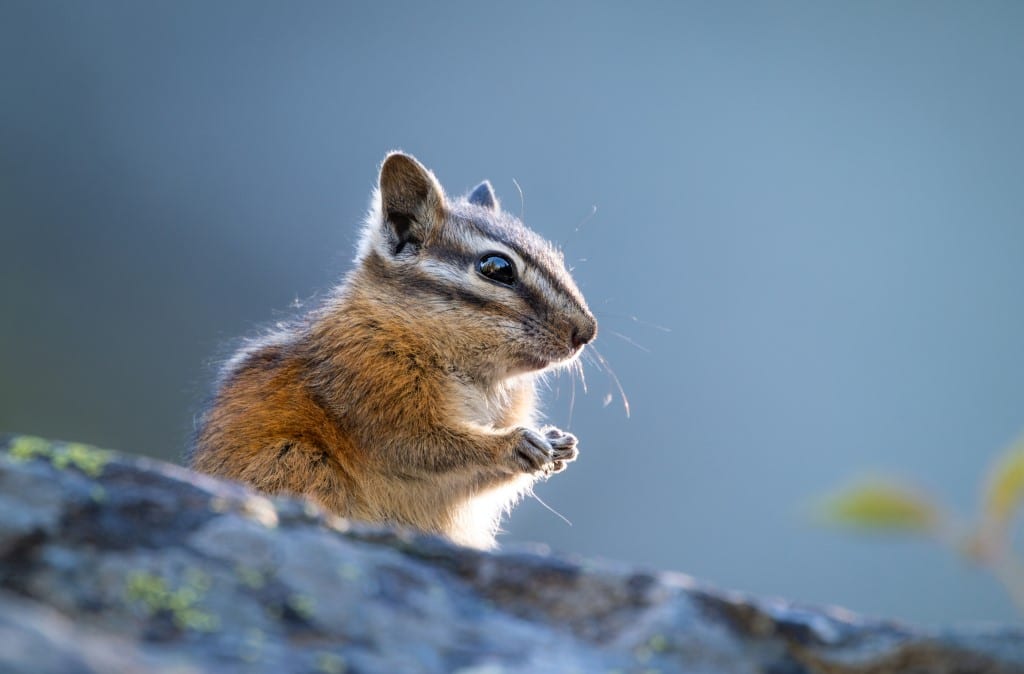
[542,426,579,473]
[510,427,579,475]
[511,428,554,472]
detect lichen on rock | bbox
[0,434,1021,674]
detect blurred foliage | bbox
[822,433,1024,615]
[825,480,939,532]
[984,443,1024,532]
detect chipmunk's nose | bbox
[571,315,598,349]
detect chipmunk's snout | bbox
[570,315,598,349]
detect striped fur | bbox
[191,152,596,549]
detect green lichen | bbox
[125,570,219,632]
[314,651,347,674]
[235,564,267,590]
[53,442,111,476]
[647,633,668,653]
[287,593,316,620]
[6,436,111,477]
[7,436,51,462]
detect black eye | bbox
[476,253,517,286]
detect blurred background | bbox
[2,1,1023,625]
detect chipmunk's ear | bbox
[468,181,499,211]
[378,152,447,254]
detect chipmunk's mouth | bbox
[514,344,583,373]
[515,352,553,372]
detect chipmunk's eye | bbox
[476,253,516,286]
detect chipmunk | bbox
[190,152,596,549]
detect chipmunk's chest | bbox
[450,377,535,429]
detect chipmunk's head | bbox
[355,151,597,380]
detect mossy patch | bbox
[287,593,316,621]
[6,435,111,477]
[646,633,668,653]
[235,564,267,590]
[125,570,220,632]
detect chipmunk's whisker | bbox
[606,329,651,353]
[560,204,598,250]
[512,177,525,220]
[588,344,630,418]
[576,356,588,395]
[527,486,572,527]
[592,309,672,334]
[567,364,577,431]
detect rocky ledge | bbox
[0,434,1020,674]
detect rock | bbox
[0,434,1020,674]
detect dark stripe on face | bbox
[428,240,560,318]
[458,217,533,264]
[368,231,586,324]
[455,216,590,315]
[424,243,476,269]
[408,274,496,309]
[514,281,548,321]
[363,250,498,310]
[527,260,589,316]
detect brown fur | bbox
[191,152,596,549]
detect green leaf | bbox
[822,480,939,532]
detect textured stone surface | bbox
[0,434,1021,674]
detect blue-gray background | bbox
[2,1,1022,625]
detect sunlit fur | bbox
[191,152,596,549]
